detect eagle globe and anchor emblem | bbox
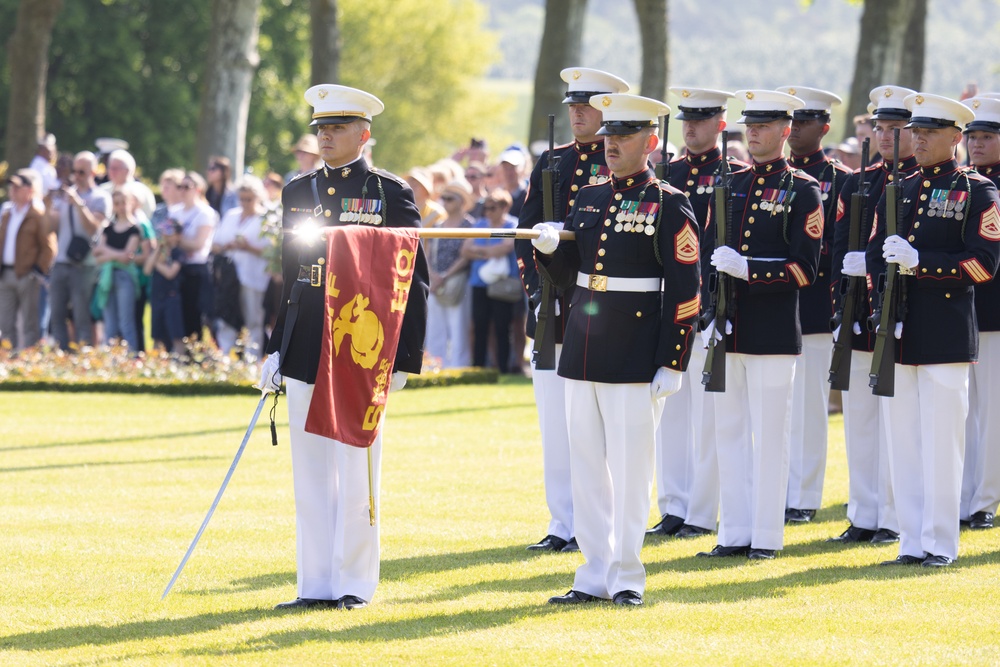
[331,293,385,369]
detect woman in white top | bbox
[211,176,271,360]
[171,171,217,339]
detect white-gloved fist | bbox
[711,246,749,281]
[651,367,683,399]
[531,222,560,255]
[832,325,840,342]
[842,251,867,277]
[700,319,732,348]
[389,371,407,393]
[883,235,919,270]
[833,321,863,341]
[894,321,903,339]
[257,353,283,395]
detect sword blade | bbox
[161,395,268,599]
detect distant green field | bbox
[3,382,999,666]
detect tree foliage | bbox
[1,0,501,180]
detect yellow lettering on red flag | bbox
[305,226,421,447]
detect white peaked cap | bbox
[590,94,670,135]
[904,93,975,130]
[733,89,804,124]
[305,84,384,127]
[560,67,630,104]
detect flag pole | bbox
[367,448,376,526]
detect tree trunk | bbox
[634,0,669,102]
[310,0,341,86]
[528,0,587,147]
[843,0,926,137]
[3,0,62,172]
[196,0,262,177]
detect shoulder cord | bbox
[652,183,665,267]
[361,174,388,225]
[779,170,795,244]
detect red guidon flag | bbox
[305,226,420,447]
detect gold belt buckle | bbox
[588,274,607,292]
[310,264,322,287]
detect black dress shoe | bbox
[274,597,336,610]
[879,554,924,566]
[921,554,955,568]
[527,534,569,551]
[696,544,750,558]
[560,537,580,552]
[870,528,900,544]
[548,589,600,604]
[827,525,877,543]
[612,590,643,606]
[675,524,713,538]
[646,513,685,536]
[969,511,995,530]
[748,548,775,560]
[337,595,368,610]
[784,508,817,524]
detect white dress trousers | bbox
[565,379,663,598]
[286,378,382,602]
[962,331,1000,519]
[654,344,719,530]
[787,333,832,510]
[843,350,897,532]
[532,344,573,541]
[883,363,969,561]
[714,353,796,550]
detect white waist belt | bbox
[577,272,662,293]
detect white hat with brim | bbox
[306,84,384,127]
[904,93,975,130]
[669,87,733,120]
[95,137,129,154]
[868,85,916,121]
[776,86,842,120]
[560,67,630,104]
[734,90,804,124]
[591,94,670,136]
[963,97,1000,134]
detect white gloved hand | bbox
[842,251,867,277]
[257,353,283,395]
[533,297,561,322]
[894,321,903,339]
[544,221,565,232]
[832,322,862,341]
[883,235,919,270]
[832,325,840,342]
[854,321,862,335]
[389,371,407,393]
[700,319,732,348]
[651,367,684,399]
[711,246,749,281]
[531,222,560,255]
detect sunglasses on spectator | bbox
[483,203,503,211]
[465,172,482,181]
[440,194,461,203]
[178,183,193,190]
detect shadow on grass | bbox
[0,423,285,454]
[391,401,536,419]
[0,454,228,474]
[646,548,1000,605]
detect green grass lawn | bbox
[2,380,999,666]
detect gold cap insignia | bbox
[915,95,924,105]
[884,88,893,98]
[746,91,755,100]
[318,89,328,99]
[602,96,612,107]
[572,71,581,80]
[973,100,981,109]
[342,167,351,178]
[682,90,691,98]
[788,88,796,96]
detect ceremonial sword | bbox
[161,395,268,599]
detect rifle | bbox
[655,114,671,180]
[828,138,870,390]
[868,129,905,397]
[702,131,733,392]
[532,114,560,370]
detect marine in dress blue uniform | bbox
[516,67,629,554]
[261,84,428,609]
[866,93,1000,567]
[827,85,919,545]
[646,87,736,539]
[776,86,853,524]
[533,94,701,606]
[699,90,823,560]
[960,95,1000,531]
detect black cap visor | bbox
[597,120,658,136]
[675,105,725,121]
